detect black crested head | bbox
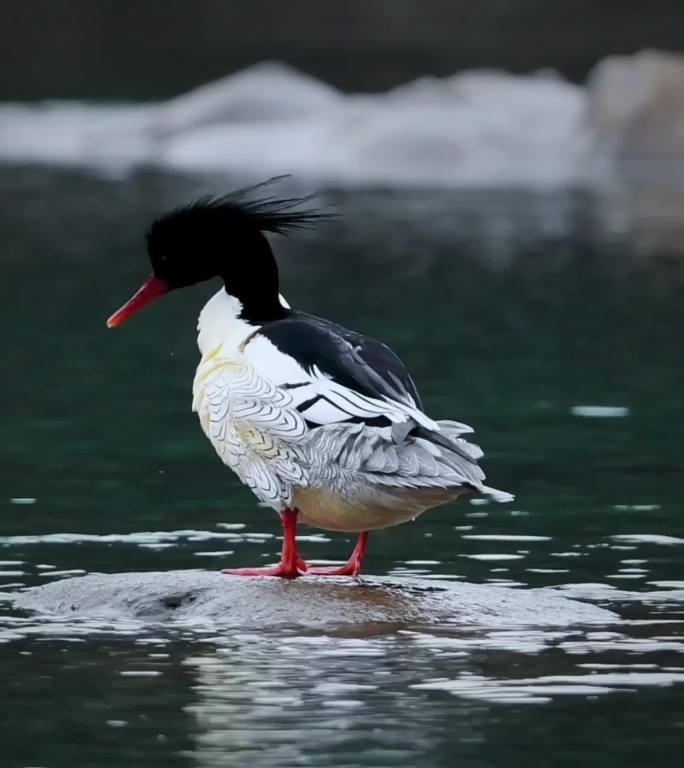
[144,180,330,321]
[147,182,327,288]
[107,179,330,329]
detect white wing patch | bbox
[244,336,436,429]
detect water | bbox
[1,166,683,767]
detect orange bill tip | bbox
[106,276,169,328]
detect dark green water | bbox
[1,167,683,767]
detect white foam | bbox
[461,535,551,541]
[0,62,591,186]
[0,529,260,546]
[411,670,684,704]
[611,534,684,546]
[571,405,629,418]
[119,670,163,677]
[461,553,525,561]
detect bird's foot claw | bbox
[307,562,361,577]
[222,556,308,579]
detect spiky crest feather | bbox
[148,176,331,244]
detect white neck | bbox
[196,288,291,357]
[197,289,250,356]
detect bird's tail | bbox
[476,484,515,503]
[431,419,514,503]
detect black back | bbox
[260,311,422,409]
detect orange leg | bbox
[222,508,307,579]
[308,531,369,577]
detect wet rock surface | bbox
[11,570,616,630]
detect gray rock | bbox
[11,570,616,630]
[588,50,684,161]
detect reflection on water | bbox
[1,167,683,767]
[2,605,682,767]
[183,622,684,767]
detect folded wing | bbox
[193,312,512,510]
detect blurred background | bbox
[1,3,684,768]
[4,0,684,96]
[3,0,684,185]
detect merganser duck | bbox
[107,183,512,578]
